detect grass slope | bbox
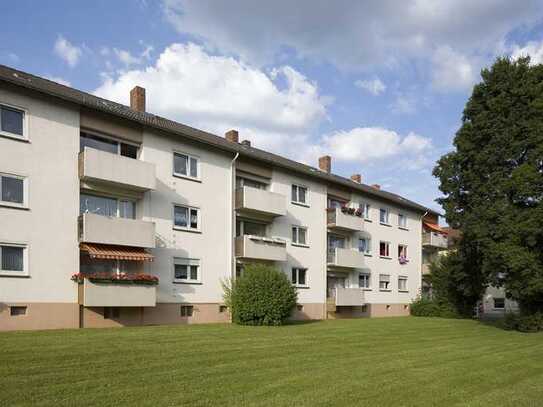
[0,317,542,406]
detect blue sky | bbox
[2,1,543,214]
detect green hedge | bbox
[410,298,459,318]
[503,312,543,333]
[226,263,298,326]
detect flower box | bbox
[71,272,159,285]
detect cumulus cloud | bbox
[511,41,543,65]
[94,43,328,154]
[114,48,142,66]
[354,78,386,95]
[390,95,417,114]
[431,46,477,92]
[53,35,82,67]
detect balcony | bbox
[327,208,364,232]
[235,186,286,217]
[422,263,431,275]
[422,232,448,249]
[79,147,156,192]
[79,279,156,307]
[335,288,365,306]
[327,248,365,269]
[79,213,155,248]
[235,235,287,262]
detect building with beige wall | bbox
[0,64,439,331]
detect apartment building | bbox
[0,64,439,330]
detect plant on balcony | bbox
[71,272,159,285]
[340,205,357,216]
[355,208,363,217]
[399,256,409,265]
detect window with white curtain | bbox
[173,152,199,179]
[379,274,391,291]
[398,213,408,229]
[0,104,25,139]
[0,173,26,207]
[379,208,390,224]
[291,184,308,205]
[358,237,371,255]
[291,268,307,287]
[80,193,135,219]
[398,276,408,292]
[174,205,200,231]
[174,258,201,283]
[291,226,308,246]
[0,244,27,275]
[359,273,371,289]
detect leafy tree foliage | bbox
[434,57,543,315]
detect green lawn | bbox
[1,318,542,407]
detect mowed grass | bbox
[0,318,542,407]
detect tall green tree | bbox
[434,57,543,315]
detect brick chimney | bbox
[318,155,331,173]
[351,174,362,183]
[225,130,239,143]
[371,184,381,190]
[130,86,146,112]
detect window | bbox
[398,276,408,292]
[358,238,371,255]
[174,258,200,283]
[104,307,120,319]
[0,244,26,275]
[379,241,390,258]
[219,305,228,313]
[10,306,27,316]
[379,274,391,291]
[80,132,138,158]
[236,219,266,237]
[291,184,308,205]
[291,226,308,246]
[398,244,408,259]
[0,174,26,206]
[180,305,194,317]
[291,268,307,287]
[236,177,267,190]
[174,205,199,231]
[494,298,505,309]
[80,193,135,219]
[173,152,199,179]
[359,273,371,289]
[328,197,346,209]
[398,213,407,229]
[0,104,24,138]
[359,203,371,220]
[379,208,389,224]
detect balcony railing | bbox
[235,186,286,217]
[422,231,448,249]
[327,208,364,232]
[235,235,287,262]
[335,288,365,306]
[79,213,156,248]
[79,147,156,192]
[78,278,156,307]
[327,247,365,269]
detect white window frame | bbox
[379,241,391,258]
[0,102,27,141]
[173,151,200,181]
[173,204,201,232]
[80,193,135,219]
[363,203,371,220]
[173,258,201,284]
[379,208,390,225]
[0,243,29,277]
[398,276,408,292]
[291,225,309,247]
[493,298,505,310]
[398,244,408,259]
[291,184,309,206]
[398,213,408,229]
[359,272,371,289]
[379,274,391,291]
[0,173,28,209]
[358,237,371,255]
[80,130,140,158]
[291,267,308,288]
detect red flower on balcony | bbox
[71,272,159,285]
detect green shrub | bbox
[410,297,459,318]
[502,312,543,333]
[226,263,297,326]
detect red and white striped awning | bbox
[80,243,154,261]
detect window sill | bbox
[0,273,30,278]
[364,218,372,222]
[0,203,29,211]
[0,132,29,143]
[380,222,392,227]
[398,290,409,293]
[294,285,310,289]
[291,201,310,208]
[379,256,392,260]
[173,281,202,285]
[362,288,372,291]
[364,253,372,257]
[173,227,202,234]
[172,173,202,183]
[398,226,409,231]
[291,243,310,248]
[379,289,392,292]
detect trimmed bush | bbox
[226,263,297,326]
[410,297,459,318]
[503,312,543,333]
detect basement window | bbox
[10,306,27,316]
[180,305,194,317]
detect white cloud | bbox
[390,95,417,114]
[45,76,71,87]
[94,43,328,155]
[53,35,82,67]
[354,78,386,95]
[511,41,543,65]
[114,48,142,66]
[431,46,477,92]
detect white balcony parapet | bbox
[327,247,365,269]
[80,279,156,307]
[235,186,286,217]
[235,235,287,262]
[327,208,364,232]
[422,231,448,249]
[79,213,155,248]
[335,288,365,306]
[79,147,156,191]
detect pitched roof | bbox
[0,63,440,216]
